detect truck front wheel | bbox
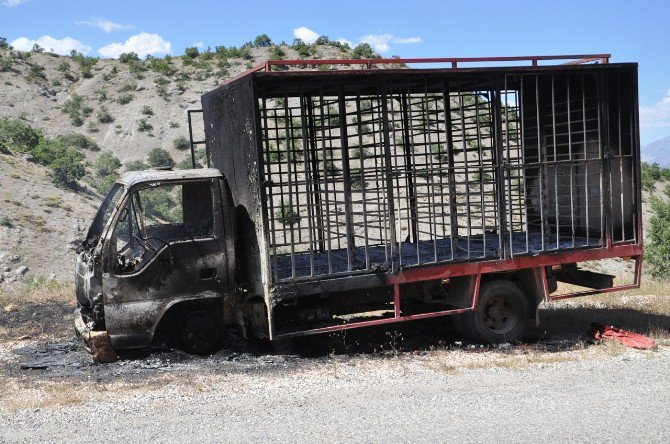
[454,279,529,344]
[178,310,220,355]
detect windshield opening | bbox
[80,183,125,251]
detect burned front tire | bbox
[178,311,220,355]
[454,279,529,344]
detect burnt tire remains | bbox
[178,310,220,355]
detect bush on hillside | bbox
[352,43,377,59]
[125,160,148,172]
[254,34,272,47]
[56,133,99,151]
[31,138,86,189]
[184,47,200,59]
[173,136,190,150]
[118,52,140,63]
[647,195,670,279]
[147,147,174,168]
[97,106,114,123]
[0,117,41,153]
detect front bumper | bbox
[73,307,118,363]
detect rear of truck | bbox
[202,56,642,343]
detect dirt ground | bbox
[0,279,668,411]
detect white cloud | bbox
[76,18,134,33]
[293,26,320,44]
[10,35,91,55]
[2,0,30,7]
[192,41,204,48]
[360,33,394,52]
[640,89,670,129]
[98,32,171,58]
[359,34,423,53]
[394,36,422,44]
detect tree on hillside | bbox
[254,34,272,47]
[352,43,377,59]
[647,195,670,278]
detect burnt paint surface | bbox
[101,176,234,348]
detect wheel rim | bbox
[482,294,518,335]
[179,312,217,354]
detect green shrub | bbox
[270,45,285,60]
[0,57,12,72]
[118,52,140,63]
[647,196,670,278]
[148,56,175,75]
[31,138,86,189]
[156,84,168,100]
[57,61,70,73]
[147,147,174,168]
[0,117,41,153]
[117,94,133,105]
[141,105,154,116]
[56,133,99,151]
[94,150,121,177]
[118,81,137,92]
[0,37,10,50]
[352,43,377,59]
[97,106,114,123]
[173,136,190,150]
[640,162,670,192]
[27,64,46,80]
[0,216,13,228]
[254,34,272,47]
[137,118,153,132]
[125,160,148,171]
[184,47,200,58]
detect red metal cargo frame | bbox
[276,243,642,339]
[225,54,611,84]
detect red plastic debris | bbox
[591,323,656,350]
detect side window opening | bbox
[112,180,215,274]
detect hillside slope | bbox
[0,43,353,288]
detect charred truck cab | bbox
[75,55,643,361]
[75,168,236,359]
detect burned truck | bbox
[74,55,642,360]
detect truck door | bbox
[102,179,229,346]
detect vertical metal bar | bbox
[551,75,559,249]
[491,78,508,259]
[567,75,575,247]
[520,76,529,253]
[282,95,297,279]
[442,79,459,261]
[535,75,545,251]
[306,96,325,254]
[597,71,611,249]
[380,81,398,272]
[338,85,356,271]
[400,93,419,244]
[187,110,197,168]
[582,75,590,245]
[299,94,316,277]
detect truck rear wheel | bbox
[178,310,220,355]
[454,279,528,344]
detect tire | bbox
[454,279,529,344]
[178,310,220,355]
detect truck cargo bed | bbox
[202,61,640,294]
[272,232,593,281]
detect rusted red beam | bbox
[387,243,641,285]
[264,54,611,68]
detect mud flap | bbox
[74,308,118,363]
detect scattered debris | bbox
[591,323,656,350]
[15,265,29,276]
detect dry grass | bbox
[0,277,74,342]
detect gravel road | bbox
[2,344,668,443]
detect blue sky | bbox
[1,0,669,145]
